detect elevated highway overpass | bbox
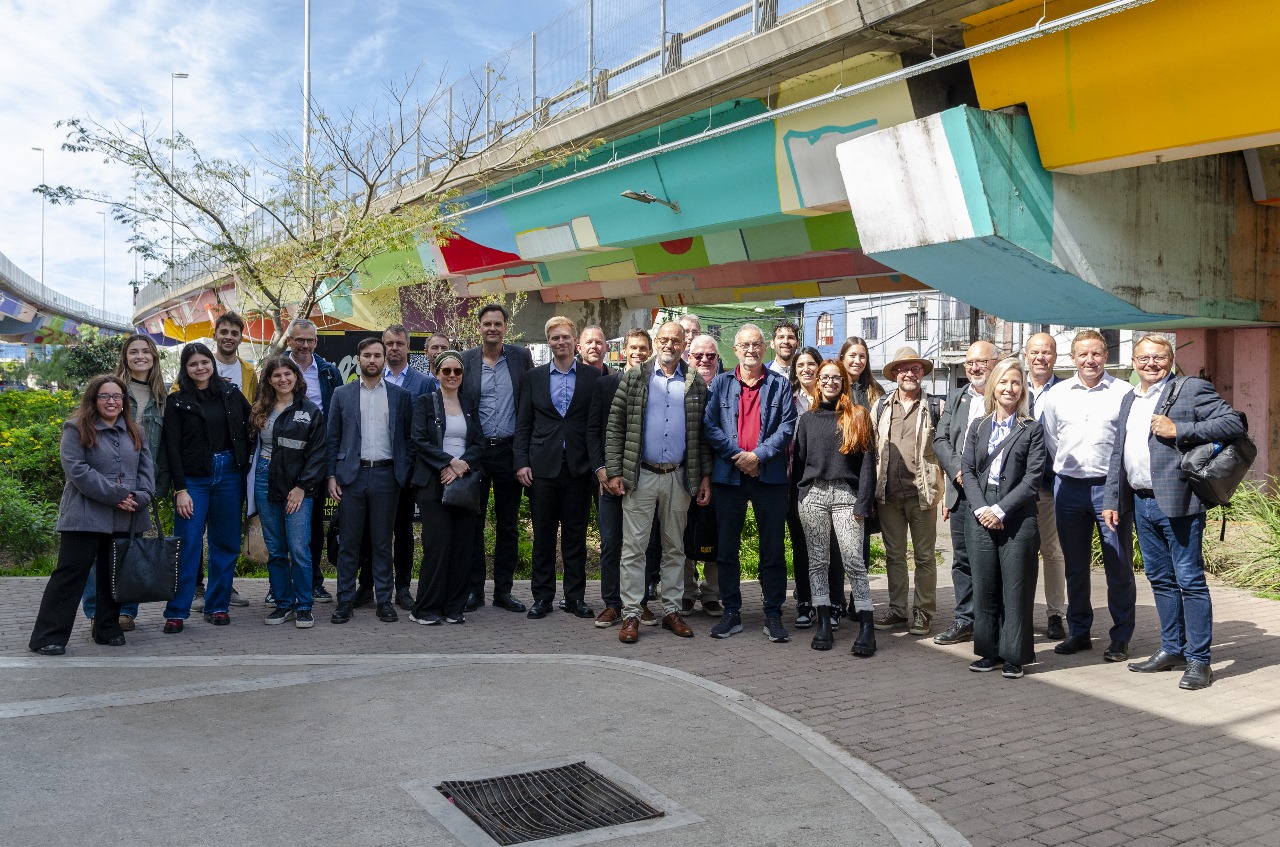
[0,249,133,342]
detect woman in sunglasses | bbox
[408,350,485,624]
[29,375,155,655]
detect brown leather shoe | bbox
[619,616,640,644]
[118,615,135,632]
[640,603,657,626]
[594,607,621,628]
[662,612,695,638]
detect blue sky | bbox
[0,0,576,318]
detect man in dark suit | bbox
[516,316,600,619]
[1102,335,1244,690]
[352,324,439,611]
[933,339,999,645]
[325,337,414,625]
[461,303,534,614]
[1025,332,1068,640]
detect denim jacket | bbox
[703,367,796,486]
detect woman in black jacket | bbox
[793,360,878,655]
[961,357,1046,679]
[248,356,327,629]
[409,350,484,625]
[161,343,253,632]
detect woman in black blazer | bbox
[409,350,484,624]
[960,357,1047,679]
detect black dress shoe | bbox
[463,591,482,613]
[1103,640,1130,662]
[96,634,126,647]
[330,602,354,624]
[1054,634,1093,655]
[1046,615,1066,641]
[352,585,375,609]
[396,587,414,611]
[526,599,552,619]
[563,599,596,619]
[933,621,973,645]
[31,644,65,656]
[1128,650,1187,673]
[376,602,399,622]
[1179,661,1213,690]
[493,593,526,613]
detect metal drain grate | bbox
[436,760,665,845]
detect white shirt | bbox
[1039,373,1133,478]
[960,384,987,456]
[216,358,242,388]
[358,379,392,462]
[1123,379,1167,491]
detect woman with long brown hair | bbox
[29,374,155,655]
[247,356,327,628]
[792,360,878,655]
[838,336,885,408]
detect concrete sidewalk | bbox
[2,559,1279,846]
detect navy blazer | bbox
[587,369,623,474]
[514,360,599,478]
[960,415,1045,521]
[325,380,414,487]
[391,365,439,399]
[1104,377,1245,518]
[460,344,534,424]
[703,367,796,486]
[934,385,980,509]
[410,391,483,494]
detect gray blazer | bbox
[935,385,980,509]
[57,417,155,534]
[325,380,414,487]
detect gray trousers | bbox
[877,495,938,618]
[797,480,871,611]
[621,470,691,619]
[335,466,399,606]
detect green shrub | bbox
[0,389,76,428]
[1206,480,1280,596]
[0,473,57,563]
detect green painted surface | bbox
[632,238,710,273]
[804,212,861,251]
[939,107,993,240]
[704,229,749,264]
[742,219,811,261]
[542,255,591,286]
[358,248,426,290]
[1198,299,1262,321]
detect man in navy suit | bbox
[515,316,600,619]
[462,304,534,614]
[325,337,414,625]
[1024,332,1068,640]
[1102,335,1244,690]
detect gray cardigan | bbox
[57,417,155,534]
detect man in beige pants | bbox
[1025,333,1068,640]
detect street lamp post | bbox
[170,72,189,283]
[31,147,44,287]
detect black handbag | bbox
[111,503,182,604]
[1157,378,1257,508]
[441,470,487,514]
[683,501,718,562]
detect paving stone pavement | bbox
[2,532,1279,846]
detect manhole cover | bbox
[438,761,662,845]
[404,753,702,846]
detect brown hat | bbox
[883,346,934,380]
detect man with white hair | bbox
[684,334,724,614]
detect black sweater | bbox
[792,406,876,517]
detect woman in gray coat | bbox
[29,374,155,655]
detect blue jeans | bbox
[1133,493,1212,664]
[713,478,789,617]
[81,564,139,620]
[1054,475,1135,642]
[165,451,244,620]
[255,457,313,613]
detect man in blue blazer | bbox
[1102,335,1244,691]
[461,304,535,614]
[325,337,414,625]
[703,323,797,643]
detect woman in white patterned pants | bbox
[792,360,878,655]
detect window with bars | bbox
[861,316,878,340]
[905,308,926,341]
[816,312,834,346]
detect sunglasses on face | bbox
[691,352,717,361]
[438,367,462,376]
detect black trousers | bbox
[469,442,522,598]
[414,485,476,617]
[950,494,974,626]
[309,497,328,588]
[334,467,399,605]
[530,463,592,603]
[359,484,415,590]
[31,531,125,649]
[967,510,1040,666]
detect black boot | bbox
[810,606,834,651]
[851,610,877,657]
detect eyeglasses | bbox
[438,367,462,376]
[817,374,843,384]
[896,365,924,376]
[290,337,317,346]
[691,352,717,361]
[1134,355,1170,365]
[964,358,996,369]
[655,336,682,346]
[735,341,764,351]
[97,393,124,403]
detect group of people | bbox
[26,308,1242,690]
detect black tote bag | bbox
[111,504,182,604]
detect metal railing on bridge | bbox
[0,248,133,332]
